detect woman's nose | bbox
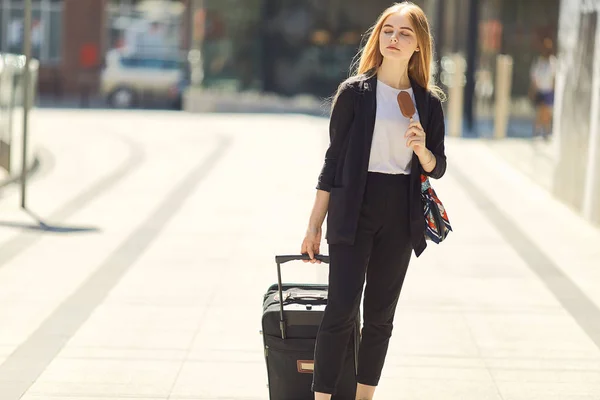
[390,34,398,43]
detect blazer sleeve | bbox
[423,96,447,179]
[316,84,355,192]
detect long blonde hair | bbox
[341,2,444,102]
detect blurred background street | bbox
[1,0,600,399]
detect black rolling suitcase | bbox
[261,254,360,400]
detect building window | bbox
[106,0,186,60]
[262,0,428,97]
[199,0,426,96]
[0,0,62,64]
[199,0,263,92]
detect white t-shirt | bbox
[530,55,557,92]
[368,80,419,175]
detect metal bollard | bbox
[494,55,513,139]
[446,53,466,137]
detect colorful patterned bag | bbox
[421,174,452,243]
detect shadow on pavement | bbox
[0,208,101,234]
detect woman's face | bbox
[379,11,419,62]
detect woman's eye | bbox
[384,30,393,34]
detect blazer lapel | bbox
[410,77,428,131]
[409,78,429,167]
[363,75,378,166]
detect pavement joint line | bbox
[459,311,505,400]
[0,134,145,269]
[0,135,232,400]
[450,165,600,352]
[166,290,220,400]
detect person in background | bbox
[529,38,557,141]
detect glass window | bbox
[199,0,263,91]
[30,9,43,60]
[119,56,182,69]
[483,0,559,138]
[199,0,426,96]
[106,0,185,60]
[7,0,52,3]
[261,0,428,97]
[436,0,559,138]
[5,7,24,55]
[47,7,61,62]
[0,0,62,63]
[262,0,358,96]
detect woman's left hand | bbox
[405,120,427,157]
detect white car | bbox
[100,49,187,109]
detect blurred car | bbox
[100,49,188,109]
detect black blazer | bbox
[316,73,447,257]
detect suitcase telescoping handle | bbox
[275,254,330,264]
[275,254,329,339]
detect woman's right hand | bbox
[301,227,322,264]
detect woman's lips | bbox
[387,46,400,51]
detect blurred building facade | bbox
[433,0,560,138]
[191,0,445,98]
[0,0,563,113]
[190,0,560,122]
[553,0,600,224]
[0,0,191,100]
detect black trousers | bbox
[312,172,413,394]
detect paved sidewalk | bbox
[0,110,599,400]
[483,136,558,192]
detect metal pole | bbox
[21,0,32,209]
[464,0,479,134]
[434,0,446,86]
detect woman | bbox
[529,38,556,141]
[300,3,447,399]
